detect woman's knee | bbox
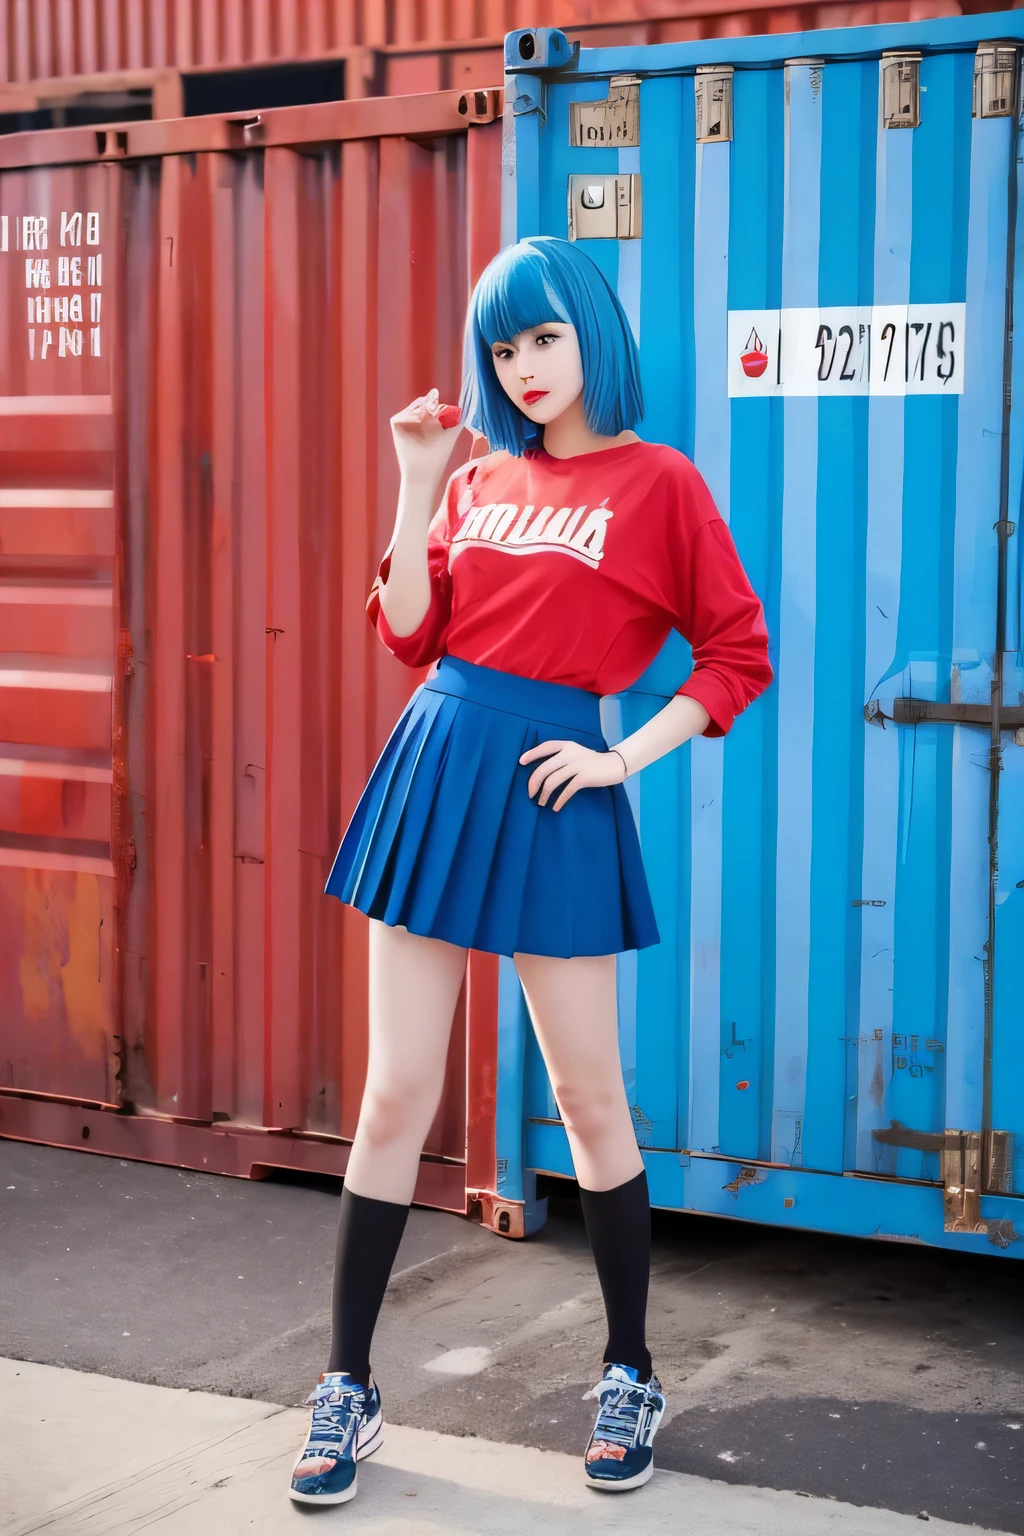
[357,1075,438,1149]
[553,1076,630,1146]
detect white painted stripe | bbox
[688,129,731,1154]
[0,488,113,507]
[613,146,643,1123]
[688,740,724,1153]
[0,654,112,691]
[855,113,912,1173]
[0,847,113,875]
[0,395,111,414]
[945,116,1009,1132]
[771,64,821,1166]
[500,96,517,250]
[617,146,642,346]
[0,756,112,782]
[0,584,112,605]
[601,693,639,1120]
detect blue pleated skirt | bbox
[324,655,660,958]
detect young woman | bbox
[289,235,772,1506]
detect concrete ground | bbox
[2,1358,1015,1536]
[1,1140,1023,1532]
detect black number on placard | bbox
[936,320,956,384]
[880,322,896,382]
[816,324,835,381]
[838,325,856,381]
[909,321,932,382]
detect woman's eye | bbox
[537,333,558,345]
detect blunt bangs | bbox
[459,236,643,457]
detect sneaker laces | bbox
[582,1378,646,1451]
[302,1380,365,1448]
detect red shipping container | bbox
[0,89,504,1218]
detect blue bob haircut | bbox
[459,236,643,457]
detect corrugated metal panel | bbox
[0,166,118,1107]
[0,90,504,1209]
[0,0,1013,84]
[503,14,1024,1255]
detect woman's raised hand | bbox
[390,388,464,486]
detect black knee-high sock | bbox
[578,1168,653,1381]
[328,1186,410,1386]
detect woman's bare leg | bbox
[329,920,467,1382]
[513,951,642,1191]
[513,950,651,1379]
[344,919,468,1205]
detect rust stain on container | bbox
[0,89,504,1205]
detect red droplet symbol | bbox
[736,1079,750,1090]
[740,327,769,379]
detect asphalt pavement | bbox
[1,1139,1022,1532]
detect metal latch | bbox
[974,43,1019,118]
[570,75,640,148]
[567,174,642,240]
[881,51,922,129]
[695,66,734,143]
[877,697,1024,729]
[942,1129,983,1232]
[871,1123,1015,1235]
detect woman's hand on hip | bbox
[390,388,464,489]
[519,740,626,812]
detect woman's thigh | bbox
[363,919,468,1095]
[512,950,642,1192]
[344,921,468,1203]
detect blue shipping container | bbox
[494,13,1024,1256]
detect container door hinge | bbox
[881,51,922,130]
[974,43,1020,119]
[506,26,579,120]
[695,66,734,144]
[510,75,546,121]
[567,173,641,241]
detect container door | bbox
[0,168,121,1106]
[515,26,1024,1248]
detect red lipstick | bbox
[522,390,548,405]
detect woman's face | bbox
[489,322,584,427]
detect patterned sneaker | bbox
[289,1370,384,1505]
[582,1363,665,1491]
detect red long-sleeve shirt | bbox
[367,439,772,737]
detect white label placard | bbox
[728,305,966,397]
